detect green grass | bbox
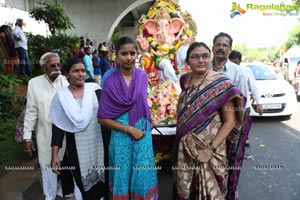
[0,119,24,165]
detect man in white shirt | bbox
[229,50,263,147]
[23,52,69,200]
[229,50,263,116]
[176,38,190,72]
[210,33,249,99]
[210,32,250,198]
[12,18,32,76]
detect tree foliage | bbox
[0,73,24,122]
[27,33,80,71]
[27,2,80,72]
[233,43,280,62]
[284,24,300,50]
[29,2,75,35]
[111,26,121,46]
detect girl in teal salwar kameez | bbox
[98,36,159,200]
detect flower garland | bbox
[148,80,179,125]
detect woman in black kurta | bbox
[50,57,110,200]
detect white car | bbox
[245,63,297,117]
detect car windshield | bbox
[290,57,300,67]
[247,64,277,80]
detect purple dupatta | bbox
[97,67,151,127]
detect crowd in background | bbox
[3,15,299,200]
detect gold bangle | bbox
[209,142,217,153]
[124,125,129,133]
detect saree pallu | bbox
[0,33,18,73]
[226,110,252,200]
[174,71,245,200]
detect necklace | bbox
[123,76,132,81]
[184,71,209,108]
[68,86,84,99]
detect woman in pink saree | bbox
[173,42,246,200]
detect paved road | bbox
[238,102,300,200]
[156,101,300,200]
[2,103,299,200]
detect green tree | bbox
[29,2,75,35]
[111,26,121,46]
[27,33,80,73]
[285,24,300,50]
[233,44,280,62]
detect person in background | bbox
[210,32,248,99]
[229,50,263,115]
[23,52,69,200]
[0,25,18,73]
[13,18,32,76]
[102,42,107,51]
[50,57,107,200]
[229,50,263,146]
[92,50,101,84]
[176,38,191,74]
[210,32,250,199]
[15,107,26,144]
[15,99,38,160]
[80,36,85,48]
[109,45,116,67]
[292,60,300,94]
[99,50,111,77]
[173,42,244,199]
[98,36,159,199]
[83,47,94,82]
[76,42,85,59]
[85,38,94,52]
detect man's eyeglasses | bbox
[189,54,210,60]
[213,43,230,48]
[47,63,61,68]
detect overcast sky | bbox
[1,0,299,48]
[179,0,299,48]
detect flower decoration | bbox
[148,80,179,125]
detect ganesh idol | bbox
[136,0,197,85]
[136,0,197,125]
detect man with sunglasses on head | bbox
[23,52,69,200]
